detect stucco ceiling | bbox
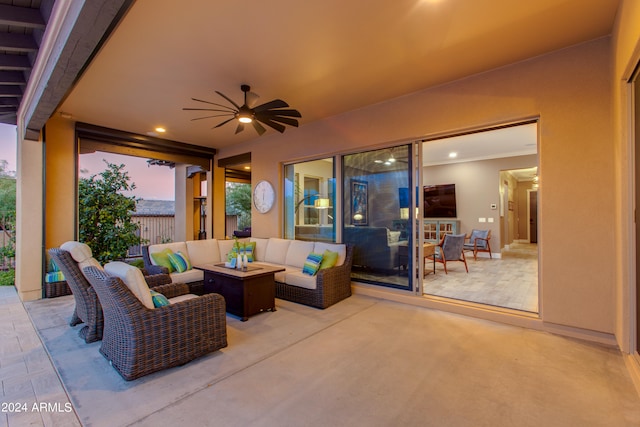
[58,0,619,150]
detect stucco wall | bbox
[217,38,614,335]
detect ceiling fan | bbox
[183,84,301,135]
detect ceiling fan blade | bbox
[215,91,241,110]
[256,117,286,133]
[183,107,236,113]
[264,115,299,127]
[252,120,267,135]
[235,123,244,134]
[213,117,236,129]
[256,108,302,118]
[191,113,234,121]
[253,99,289,113]
[190,98,237,112]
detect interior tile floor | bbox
[3,283,640,426]
[424,242,538,313]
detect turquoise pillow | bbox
[150,290,170,307]
[168,251,192,273]
[302,252,324,276]
[241,242,256,262]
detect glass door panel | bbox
[342,145,412,290]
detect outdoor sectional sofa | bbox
[142,237,353,309]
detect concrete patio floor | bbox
[3,284,640,426]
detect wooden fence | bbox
[128,215,175,257]
[0,212,14,270]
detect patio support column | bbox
[15,135,43,301]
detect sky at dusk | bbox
[0,123,174,200]
[80,152,175,200]
[0,123,17,174]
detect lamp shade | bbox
[314,198,330,209]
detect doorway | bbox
[421,122,539,313]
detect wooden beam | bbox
[0,71,25,85]
[0,4,45,28]
[0,86,22,97]
[0,54,31,70]
[0,33,38,52]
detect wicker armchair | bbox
[49,246,172,344]
[275,244,354,309]
[82,266,228,381]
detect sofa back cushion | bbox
[313,242,347,267]
[218,239,238,260]
[148,242,188,261]
[105,261,153,309]
[285,240,315,268]
[264,238,291,265]
[250,238,269,262]
[186,239,221,266]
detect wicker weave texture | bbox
[83,266,228,381]
[48,248,104,343]
[44,281,72,298]
[275,245,354,309]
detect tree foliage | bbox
[0,159,16,261]
[79,161,141,264]
[225,182,252,230]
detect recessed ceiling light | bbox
[449,152,458,158]
[155,127,166,133]
[244,166,251,170]
[374,160,384,164]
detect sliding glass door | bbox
[342,145,413,290]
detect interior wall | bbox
[218,37,614,335]
[424,154,537,253]
[612,0,640,353]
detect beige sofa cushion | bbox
[170,269,204,284]
[313,242,347,267]
[284,270,318,290]
[217,238,249,261]
[186,239,221,266]
[105,261,154,309]
[250,238,269,262]
[285,240,315,268]
[264,238,291,265]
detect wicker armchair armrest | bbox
[141,245,169,275]
[152,282,190,299]
[144,273,172,287]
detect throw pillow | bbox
[302,252,324,276]
[242,242,256,262]
[319,250,339,270]
[150,290,170,307]
[150,248,175,273]
[168,251,192,273]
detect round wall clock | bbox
[253,180,275,213]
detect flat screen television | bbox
[424,184,457,218]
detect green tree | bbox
[225,182,252,230]
[0,159,16,262]
[79,161,142,264]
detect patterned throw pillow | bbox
[168,251,192,273]
[150,290,170,307]
[150,248,175,273]
[302,252,324,276]
[241,242,256,262]
[319,250,339,270]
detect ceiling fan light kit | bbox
[183,84,301,136]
